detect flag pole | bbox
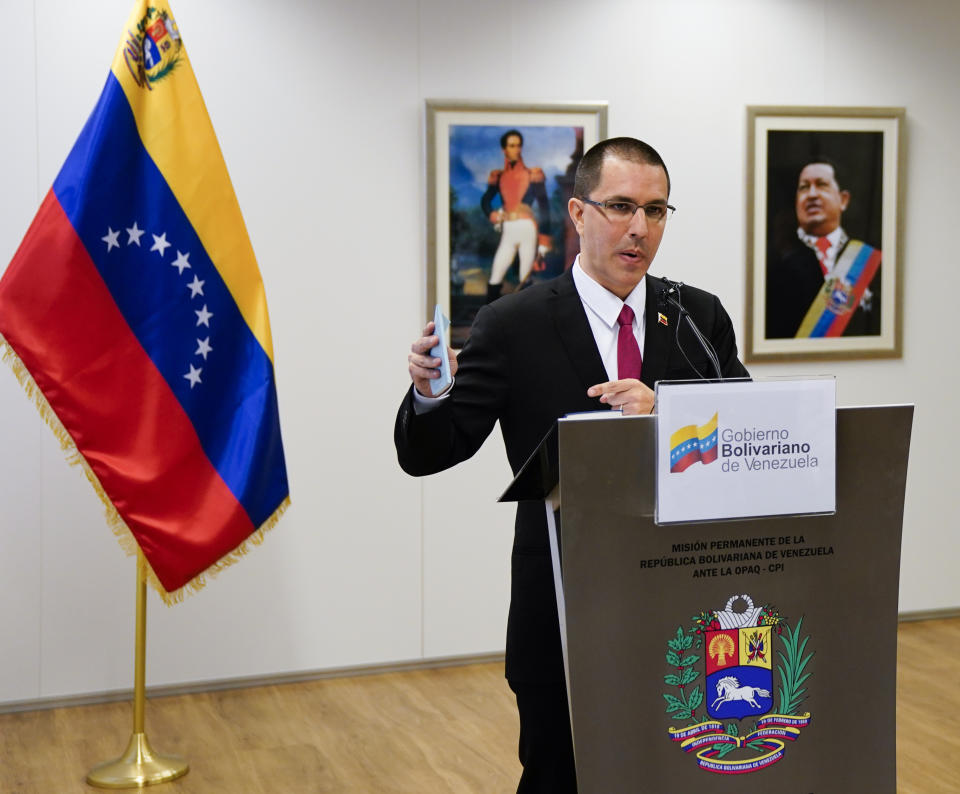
[87,550,189,788]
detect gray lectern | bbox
[502,405,913,793]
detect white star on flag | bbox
[102,227,120,251]
[195,337,213,359]
[172,250,191,274]
[151,232,171,257]
[187,275,205,297]
[184,364,203,388]
[126,221,144,246]
[195,304,213,327]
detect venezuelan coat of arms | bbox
[123,6,183,90]
[664,593,814,774]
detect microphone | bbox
[658,277,723,381]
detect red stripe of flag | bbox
[671,448,702,473]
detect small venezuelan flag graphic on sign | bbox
[670,413,719,473]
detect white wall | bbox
[0,0,957,705]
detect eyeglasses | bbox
[582,198,676,223]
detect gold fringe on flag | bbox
[157,496,289,605]
[0,333,289,605]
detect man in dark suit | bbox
[396,138,748,793]
[766,158,881,339]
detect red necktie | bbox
[617,304,642,380]
[815,237,831,275]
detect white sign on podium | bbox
[654,378,836,524]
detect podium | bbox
[502,404,913,792]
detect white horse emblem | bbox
[710,676,771,710]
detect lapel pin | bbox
[658,312,669,326]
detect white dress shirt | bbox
[797,226,847,275]
[570,256,645,381]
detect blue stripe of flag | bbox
[845,243,874,284]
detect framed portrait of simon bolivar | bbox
[745,106,905,361]
[426,100,607,348]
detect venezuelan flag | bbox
[670,412,718,473]
[0,2,288,599]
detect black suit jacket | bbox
[395,269,748,682]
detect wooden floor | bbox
[1,618,958,793]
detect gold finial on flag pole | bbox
[87,550,189,788]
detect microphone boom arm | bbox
[659,283,723,381]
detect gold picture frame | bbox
[745,106,905,361]
[426,100,607,347]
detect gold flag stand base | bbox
[87,551,190,789]
[87,733,188,788]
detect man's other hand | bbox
[587,379,655,415]
[408,321,458,397]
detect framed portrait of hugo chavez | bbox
[745,106,905,362]
[426,100,607,348]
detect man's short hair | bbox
[500,129,523,149]
[798,157,845,189]
[574,137,671,198]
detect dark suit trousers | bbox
[510,680,578,793]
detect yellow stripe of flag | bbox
[670,424,698,449]
[697,412,718,441]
